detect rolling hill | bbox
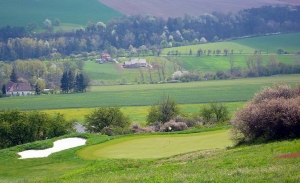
[99,0,300,18]
[0,0,122,27]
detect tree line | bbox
[0,109,74,149]
[0,5,299,61]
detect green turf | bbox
[78,130,232,159]
[0,0,122,27]
[1,75,299,111]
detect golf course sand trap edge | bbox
[18,137,87,159]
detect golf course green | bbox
[78,130,232,159]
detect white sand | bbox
[18,137,87,159]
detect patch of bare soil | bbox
[114,63,124,73]
[276,152,300,159]
[98,0,300,18]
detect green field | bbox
[163,33,300,56]
[78,130,232,159]
[178,54,295,72]
[0,130,299,182]
[162,42,256,55]
[232,33,300,54]
[1,75,299,111]
[0,0,122,27]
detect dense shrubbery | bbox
[0,109,74,149]
[147,95,180,124]
[84,106,131,136]
[231,85,300,144]
[200,102,230,124]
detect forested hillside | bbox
[0,5,299,61]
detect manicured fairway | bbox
[78,130,232,159]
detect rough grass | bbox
[0,0,122,27]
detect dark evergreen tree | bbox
[67,70,75,92]
[1,84,6,95]
[60,71,69,93]
[10,69,18,83]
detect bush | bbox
[84,106,131,133]
[147,95,180,124]
[200,102,230,124]
[131,123,154,133]
[159,121,188,132]
[231,85,300,143]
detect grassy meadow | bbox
[0,130,299,182]
[0,0,122,27]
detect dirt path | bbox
[114,63,124,73]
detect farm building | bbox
[96,53,112,64]
[5,81,33,96]
[123,58,147,68]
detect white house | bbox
[5,81,33,96]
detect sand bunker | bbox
[18,137,87,159]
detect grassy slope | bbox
[1,75,299,111]
[0,131,299,182]
[232,33,300,54]
[0,0,122,27]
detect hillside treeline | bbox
[0,5,300,61]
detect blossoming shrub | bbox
[231,85,300,143]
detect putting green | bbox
[78,130,232,159]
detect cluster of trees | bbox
[231,84,300,144]
[0,109,74,149]
[60,71,89,93]
[0,5,299,61]
[0,60,88,92]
